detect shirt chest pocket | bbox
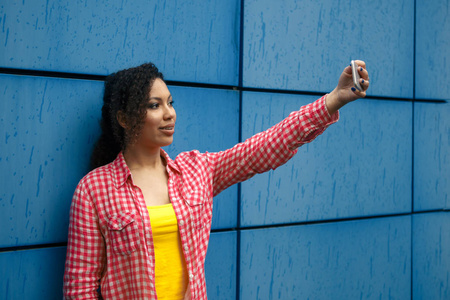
[108,212,140,255]
[183,193,206,230]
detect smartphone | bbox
[351,60,363,91]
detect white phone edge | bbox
[351,60,363,91]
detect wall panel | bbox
[240,216,411,299]
[0,0,240,85]
[243,0,414,98]
[241,92,412,226]
[415,0,450,100]
[413,212,450,300]
[0,246,66,300]
[205,231,237,300]
[414,101,450,211]
[0,74,103,247]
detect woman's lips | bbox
[159,124,175,135]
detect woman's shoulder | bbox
[86,163,113,179]
[76,162,114,191]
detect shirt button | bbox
[184,245,188,251]
[189,272,194,280]
[179,220,184,226]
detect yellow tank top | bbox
[147,204,188,299]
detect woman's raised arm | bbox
[208,61,370,196]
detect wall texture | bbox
[1,0,449,299]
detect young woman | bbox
[63,61,369,299]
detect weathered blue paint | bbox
[243,0,414,98]
[240,216,411,299]
[414,101,450,211]
[0,247,66,300]
[0,0,240,85]
[413,213,450,300]
[0,0,449,299]
[0,74,104,247]
[205,231,237,300]
[415,0,450,100]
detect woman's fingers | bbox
[351,86,367,98]
[357,64,369,82]
[354,60,366,70]
[354,60,369,92]
[360,77,370,91]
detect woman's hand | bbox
[326,60,370,115]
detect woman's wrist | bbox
[325,88,346,116]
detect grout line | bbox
[236,0,245,299]
[412,0,416,216]
[0,67,446,103]
[411,1,417,298]
[238,212,412,231]
[209,209,448,233]
[0,242,67,253]
[0,67,106,81]
[0,210,447,253]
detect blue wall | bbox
[1,0,449,299]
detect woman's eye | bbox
[168,100,175,107]
[147,103,159,109]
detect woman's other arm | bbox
[63,185,105,299]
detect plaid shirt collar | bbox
[112,149,180,189]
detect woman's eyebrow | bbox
[149,95,172,101]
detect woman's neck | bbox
[123,145,164,171]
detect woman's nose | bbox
[163,105,175,120]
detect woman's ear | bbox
[116,111,128,129]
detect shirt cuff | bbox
[283,94,340,150]
[312,94,340,126]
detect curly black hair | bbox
[90,63,164,170]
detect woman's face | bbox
[137,78,176,149]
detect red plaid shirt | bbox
[63,96,338,299]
